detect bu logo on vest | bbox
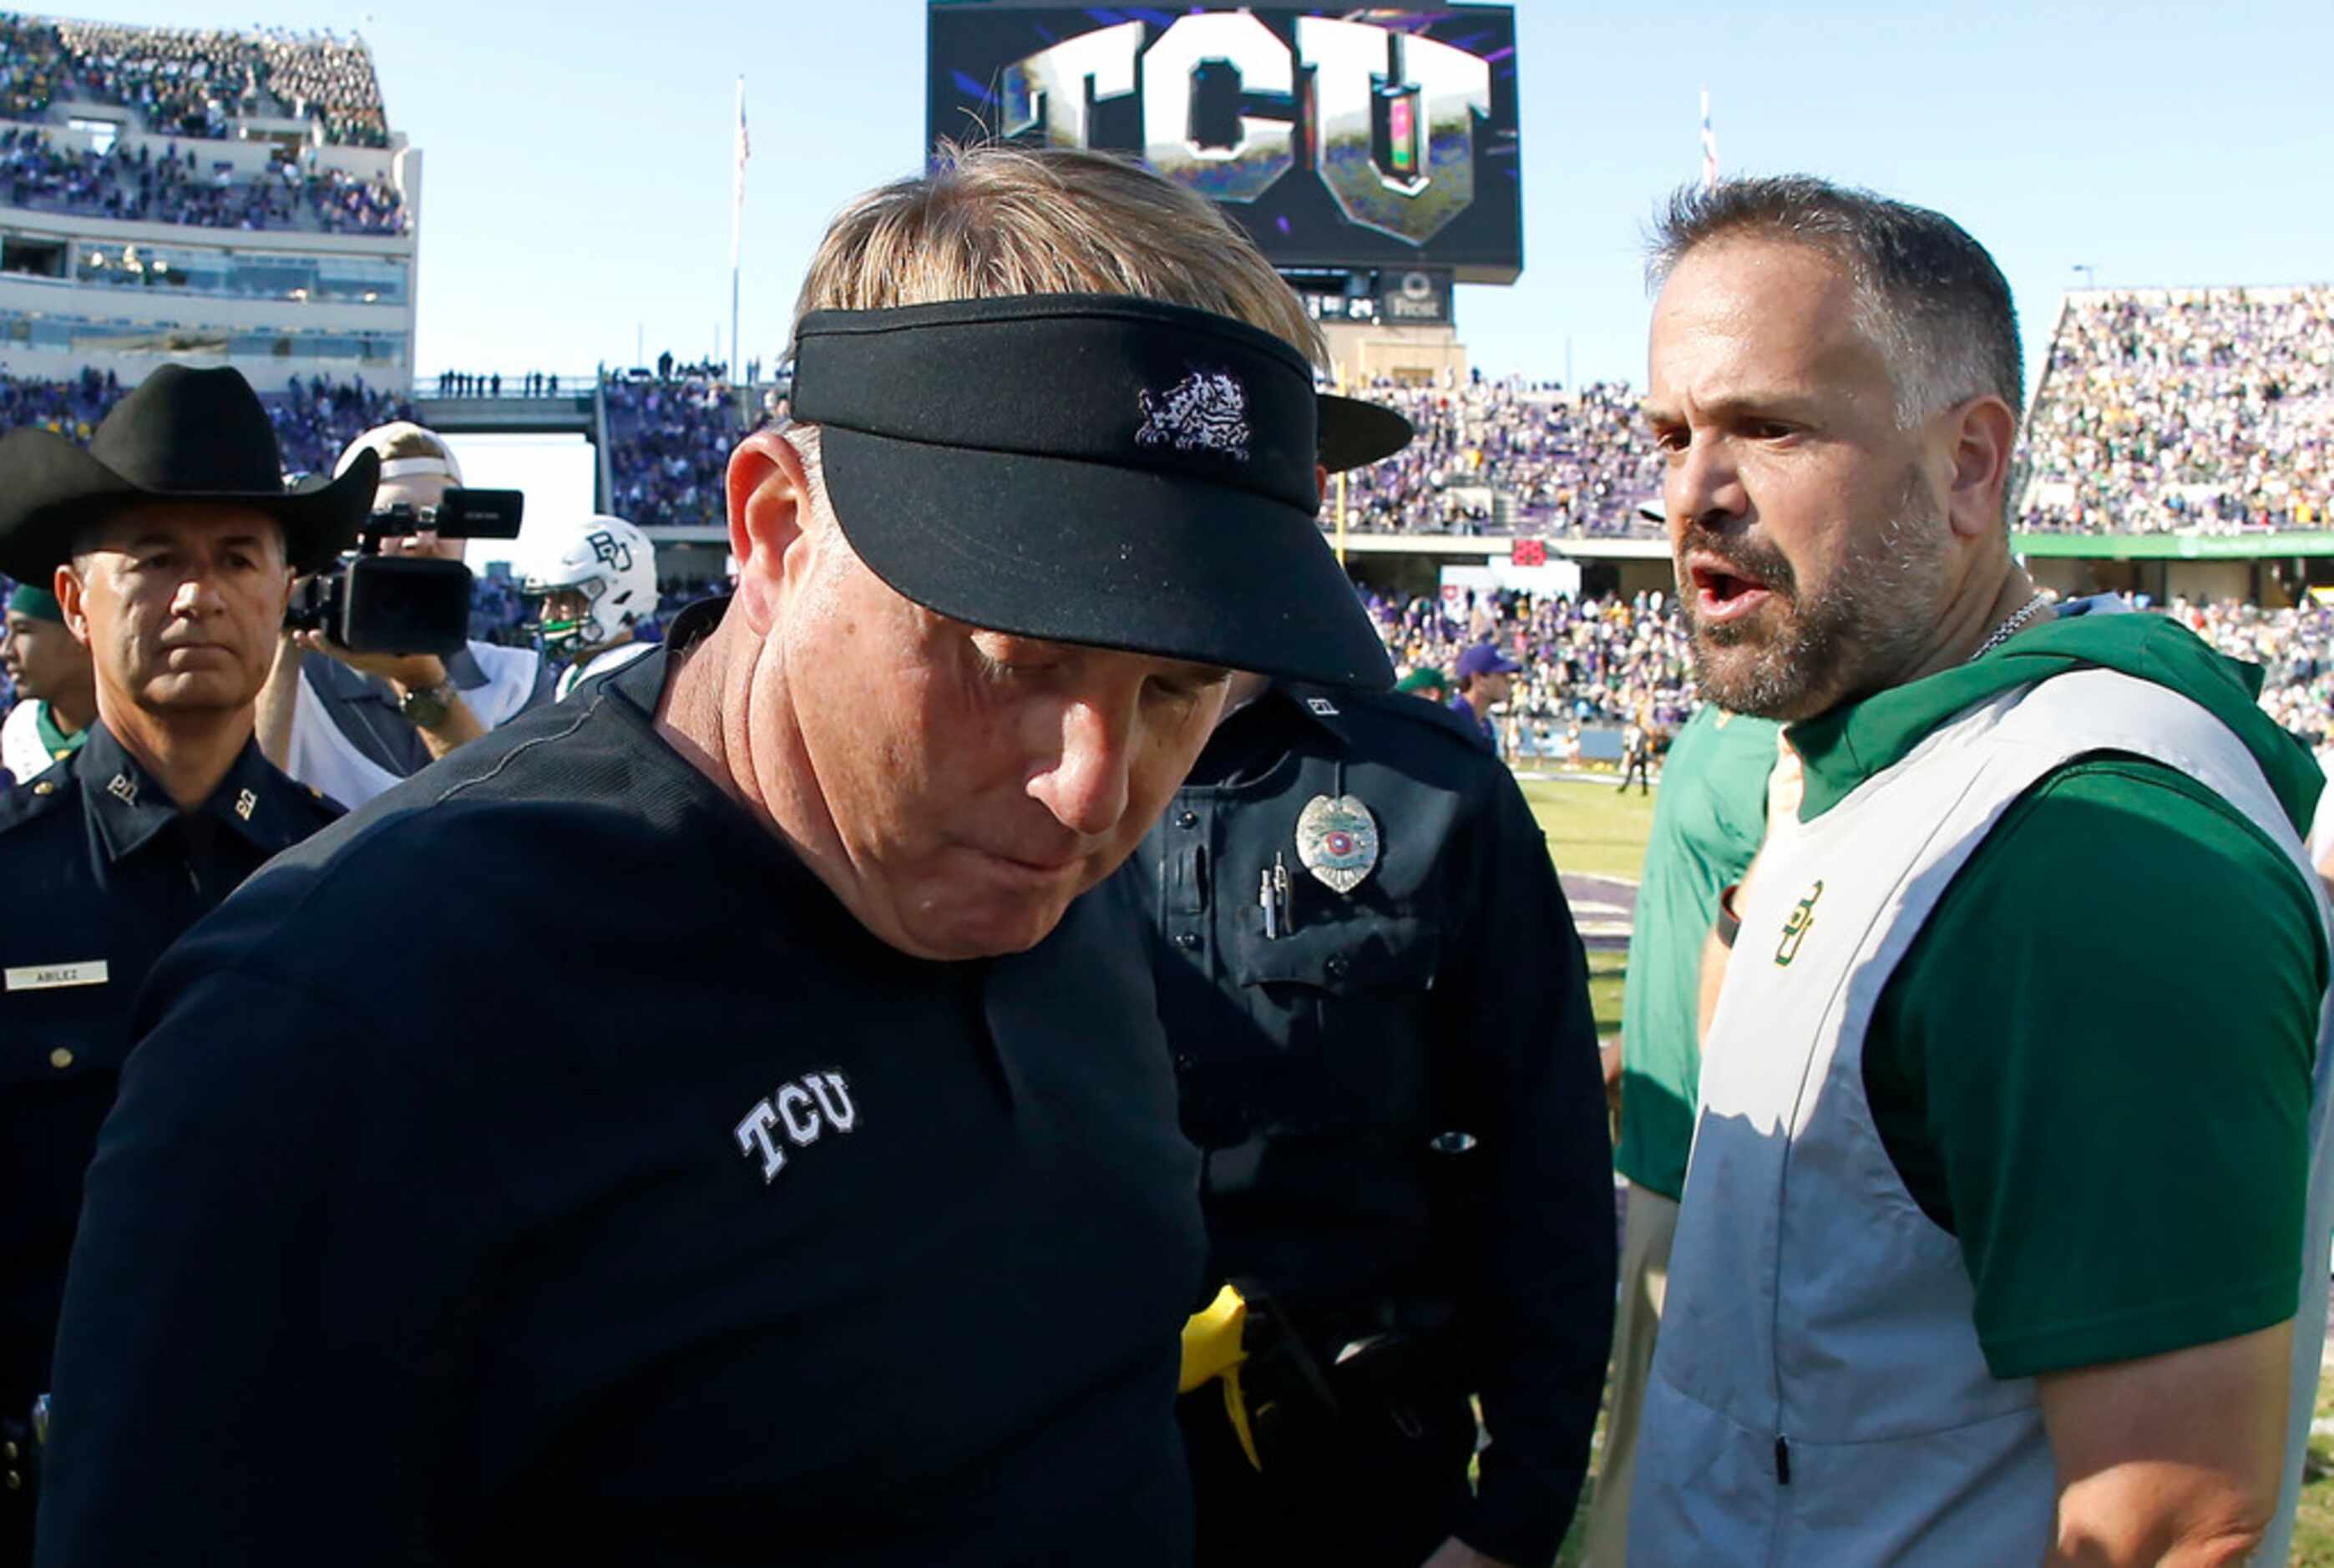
[733,1070,859,1185]
[1775,880,1825,968]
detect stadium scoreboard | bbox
[926,3,1523,285]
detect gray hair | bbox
[1647,175,2022,430]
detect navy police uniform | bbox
[1137,684,1616,1568]
[37,600,1207,1568]
[0,723,337,1558]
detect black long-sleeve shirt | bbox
[38,629,1205,1567]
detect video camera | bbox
[285,488,524,656]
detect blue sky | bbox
[85,0,2334,393]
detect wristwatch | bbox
[397,680,457,728]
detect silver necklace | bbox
[1968,591,2053,663]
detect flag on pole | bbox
[732,76,750,270]
[1699,88,1718,192]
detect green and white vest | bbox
[1628,667,2334,1565]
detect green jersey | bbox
[1794,605,2328,1377]
[1615,705,1780,1199]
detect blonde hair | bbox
[791,141,1324,366]
[333,419,463,483]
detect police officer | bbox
[0,365,364,1564]
[38,147,1402,1568]
[1143,669,1617,1568]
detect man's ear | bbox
[1945,395,2018,541]
[725,429,815,631]
[52,561,91,649]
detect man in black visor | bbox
[38,146,1401,1568]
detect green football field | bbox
[1511,774,2334,1565]
[1519,777,1655,1042]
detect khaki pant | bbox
[1583,1181,1680,1566]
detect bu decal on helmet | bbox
[586,529,633,573]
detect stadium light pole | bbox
[2073,264,2097,293]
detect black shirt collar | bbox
[662,594,729,655]
[78,721,318,862]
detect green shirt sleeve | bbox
[1865,756,2325,1380]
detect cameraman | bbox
[256,422,550,806]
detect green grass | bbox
[1521,776,1646,1042]
[1584,948,1627,1041]
[1520,776,1661,882]
[1502,768,2334,1565]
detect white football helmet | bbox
[522,514,656,653]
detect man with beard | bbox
[36,146,1394,1568]
[0,366,358,1565]
[1627,176,2334,1565]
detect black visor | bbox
[788,294,1394,689]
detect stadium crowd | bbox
[2019,286,2334,535]
[1380,585,2334,769]
[1339,377,1663,537]
[1375,587,1695,736]
[602,372,741,529]
[0,14,386,145]
[0,129,404,234]
[0,367,408,482]
[2169,596,2334,756]
[1320,289,2334,542]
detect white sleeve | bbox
[461,641,544,729]
[282,670,403,808]
[2,700,53,781]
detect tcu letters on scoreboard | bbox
[929,5,1523,281]
[1005,14,1485,246]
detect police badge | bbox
[1294,793,1380,894]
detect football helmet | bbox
[522,514,656,653]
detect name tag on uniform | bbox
[6,960,109,992]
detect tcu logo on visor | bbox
[733,1070,859,1185]
[1137,371,1251,463]
[586,529,633,572]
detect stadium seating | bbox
[0,127,403,234]
[0,17,390,147]
[1337,378,1663,538]
[0,367,410,479]
[2017,286,2334,534]
[1379,586,2334,762]
[602,373,746,530]
[1375,587,1694,734]
[1323,289,2334,541]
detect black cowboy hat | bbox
[0,363,379,582]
